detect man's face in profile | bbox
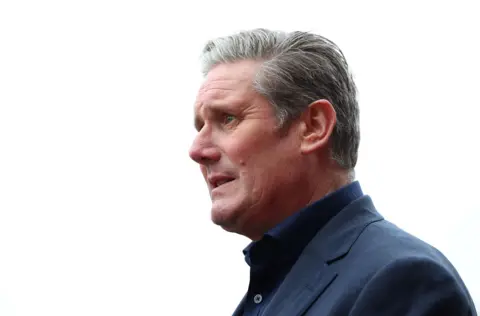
[189,60,305,238]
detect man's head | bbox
[189,29,360,240]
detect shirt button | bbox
[254,294,263,304]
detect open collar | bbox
[261,195,383,316]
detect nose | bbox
[189,132,221,165]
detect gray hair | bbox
[200,28,360,172]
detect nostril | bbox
[200,148,221,164]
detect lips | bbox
[208,175,235,189]
[214,179,233,187]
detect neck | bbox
[308,168,351,205]
[244,166,351,241]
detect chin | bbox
[210,201,243,230]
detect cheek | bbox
[222,142,249,166]
[237,149,280,193]
[244,140,299,185]
[224,133,273,166]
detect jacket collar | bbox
[249,195,383,316]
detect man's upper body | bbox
[188,28,477,315]
[233,181,476,315]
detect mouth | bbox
[209,176,236,190]
[212,178,235,189]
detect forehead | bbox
[194,61,260,114]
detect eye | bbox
[223,114,237,125]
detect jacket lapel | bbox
[262,196,383,316]
[262,249,338,316]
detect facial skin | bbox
[189,60,341,240]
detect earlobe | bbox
[300,99,336,155]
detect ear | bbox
[300,99,337,155]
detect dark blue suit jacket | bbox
[233,195,477,315]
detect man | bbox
[188,28,477,315]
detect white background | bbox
[0,0,479,315]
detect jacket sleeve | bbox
[348,256,476,316]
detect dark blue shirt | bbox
[241,181,364,316]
